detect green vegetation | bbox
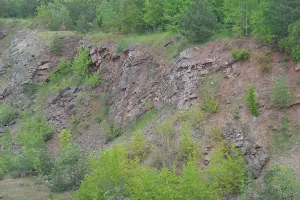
[0,104,15,126]
[272,76,292,108]
[128,130,149,159]
[256,50,273,72]
[180,0,217,43]
[77,143,246,200]
[0,112,54,178]
[47,49,101,92]
[1,0,300,60]
[50,34,63,55]
[244,163,300,199]
[103,120,121,141]
[246,85,259,117]
[232,49,250,61]
[202,93,219,113]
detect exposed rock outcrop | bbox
[90,43,235,125]
[222,123,269,178]
[44,87,79,131]
[0,30,8,40]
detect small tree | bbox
[50,34,63,55]
[180,0,217,42]
[129,130,149,159]
[0,104,15,126]
[272,77,291,108]
[59,129,72,150]
[246,85,259,117]
[261,163,300,199]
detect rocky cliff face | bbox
[0,31,271,178]
[90,42,235,124]
[0,31,81,108]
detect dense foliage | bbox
[77,144,246,200]
[0,104,15,126]
[246,85,259,117]
[272,76,292,108]
[2,0,300,60]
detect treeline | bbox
[1,0,300,60]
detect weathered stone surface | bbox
[222,123,269,178]
[0,30,8,40]
[90,42,234,125]
[44,88,79,131]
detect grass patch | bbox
[0,18,32,47]
[270,120,300,155]
[0,177,75,200]
[198,71,224,113]
[88,31,194,61]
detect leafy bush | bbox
[50,144,87,192]
[77,143,247,200]
[205,146,246,196]
[0,104,14,126]
[128,130,149,159]
[259,65,272,72]
[116,40,128,53]
[272,76,291,108]
[280,20,300,62]
[232,49,250,61]
[244,163,300,199]
[256,50,273,64]
[16,111,54,150]
[50,34,63,55]
[202,93,219,113]
[281,114,290,137]
[77,145,130,200]
[84,72,101,88]
[180,105,204,129]
[180,0,217,42]
[59,129,72,150]
[178,121,199,161]
[246,85,259,117]
[73,48,92,83]
[103,120,121,141]
[156,116,177,168]
[58,59,72,75]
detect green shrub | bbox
[201,93,219,113]
[245,163,300,199]
[59,129,72,150]
[116,40,128,53]
[84,72,101,88]
[246,85,259,117]
[180,0,217,43]
[178,121,199,162]
[58,59,72,75]
[77,145,130,200]
[0,104,15,126]
[156,116,177,168]
[232,49,250,61]
[36,150,54,177]
[259,65,272,72]
[128,130,149,159]
[256,50,273,65]
[103,120,121,141]
[50,144,87,192]
[272,76,291,108]
[16,111,54,150]
[180,105,204,129]
[281,114,290,137]
[50,34,63,55]
[77,143,247,200]
[205,146,246,196]
[73,48,92,83]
